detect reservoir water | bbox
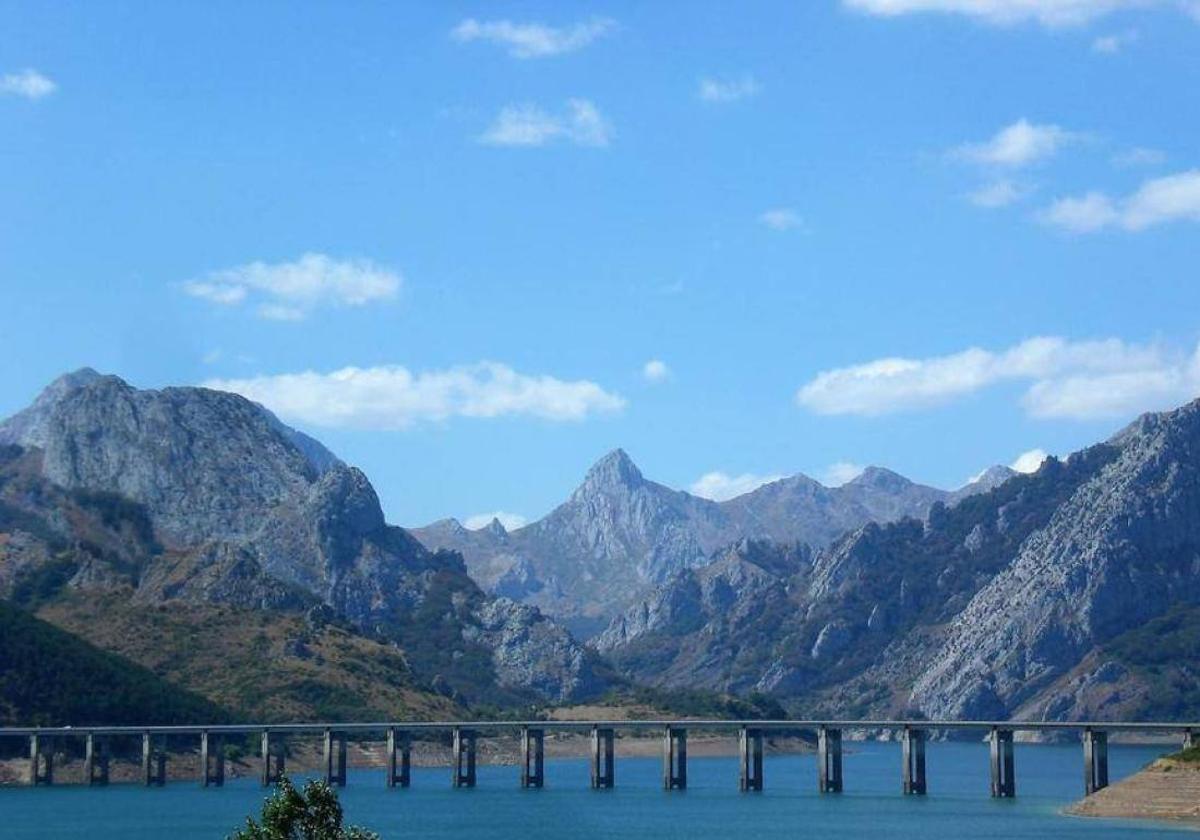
[1,742,1192,838]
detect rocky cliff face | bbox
[595,401,1200,722]
[413,451,1008,633]
[0,371,602,705]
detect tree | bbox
[229,778,380,840]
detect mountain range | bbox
[412,449,1013,636]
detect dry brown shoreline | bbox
[1068,756,1200,826]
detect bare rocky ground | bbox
[1068,755,1200,824]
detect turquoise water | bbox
[1,742,1192,838]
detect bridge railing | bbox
[3,720,1198,796]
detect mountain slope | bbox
[413,451,1010,632]
[595,400,1200,722]
[0,371,604,708]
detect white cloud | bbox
[698,75,760,103]
[1092,29,1138,53]
[204,363,626,429]
[796,336,1200,420]
[823,462,866,486]
[689,471,784,502]
[1010,448,1050,473]
[464,511,528,531]
[843,0,1180,27]
[642,359,671,383]
[1112,146,1166,167]
[954,119,1075,168]
[480,99,612,147]
[451,17,614,58]
[759,208,806,231]
[183,253,400,320]
[1040,170,1200,233]
[968,179,1030,208]
[0,68,56,100]
[1039,191,1119,232]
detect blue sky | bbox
[2,1,1199,528]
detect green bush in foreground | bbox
[229,778,379,840]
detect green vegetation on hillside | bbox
[0,600,224,726]
[1104,602,1200,720]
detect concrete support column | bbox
[1083,729,1109,795]
[85,733,110,787]
[901,727,926,795]
[590,727,614,789]
[452,728,477,788]
[142,732,166,787]
[29,733,52,786]
[520,727,545,789]
[989,728,1015,798]
[817,727,843,793]
[662,726,687,790]
[387,728,411,789]
[738,726,764,792]
[200,731,225,787]
[261,730,285,787]
[323,729,347,787]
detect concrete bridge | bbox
[4,720,1198,797]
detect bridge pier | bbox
[521,727,545,788]
[590,726,614,789]
[1184,728,1200,750]
[324,729,347,787]
[387,728,410,788]
[902,727,926,795]
[200,731,225,787]
[1083,729,1109,795]
[261,730,285,787]
[738,726,764,791]
[85,734,109,786]
[452,728,477,788]
[989,728,1015,798]
[818,727,843,793]
[29,733,52,786]
[662,726,687,790]
[142,732,166,786]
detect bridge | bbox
[4,720,1198,798]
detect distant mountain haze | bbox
[412,450,1011,635]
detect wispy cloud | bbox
[0,68,56,100]
[1112,146,1166,167]
[689,471,784,502]
[1092,29,1139,53]
[183,253,401,321]
[759,208,806,231]
[464,511,528,531]
[480,99,612,147]
[642,359,671,383]
[968,179,1030,208]
[698,75,760,103]
[204,363,626,429]
[1010,448,1050,473]
[844,0,1185,27]
[1040,169,1200,233]
[796,336,1200,420]
[451,17,615,58]
[823,462,866,486]
[954,119,1076,168]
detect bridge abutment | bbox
[453,728,477,788]
[902,726,926,795]
[590,726,615,789]
[989,728,1015,798]
[739,726,764,791]
[662,726,687,790]
[387,728,411,788]
[818,726,843,793]
[1083,729,1109,795]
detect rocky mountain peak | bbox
[577,448,644,494]
[846,466,913,491]
[0,367,108,448]
[483,517,508,538]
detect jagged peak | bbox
[580,448,644,489]
[967,465,1018,489]
[483,517,508,537]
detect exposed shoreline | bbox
[1067,755,1200,826]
